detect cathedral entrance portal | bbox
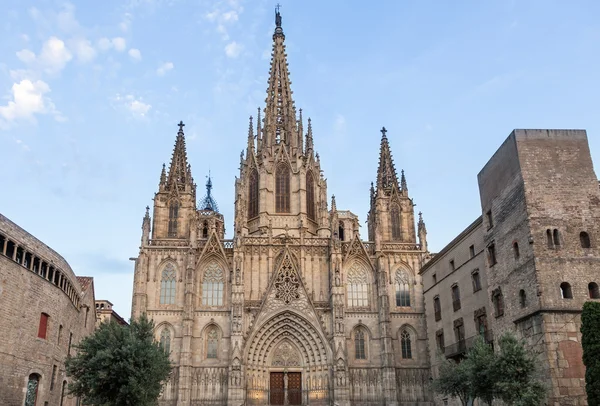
[269,372,302,405]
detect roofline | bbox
[419,216,483,275]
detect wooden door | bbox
[270,372,284,405]
[288,372,302,405]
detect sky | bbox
[1,0,600,319]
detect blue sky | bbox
[1,0,600,318]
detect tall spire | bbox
[256,107,262,151]
[200,172,219,212]
[263,5,297,148]
[247,115,254,155]
[306,117,314,154]
[400,169,408,191]
[166,121,192,191]
[376,126,400,192]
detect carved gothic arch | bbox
[342,234,375,269]
[195,256,228,307]
[268,338,304,367]
[398,323,418,339]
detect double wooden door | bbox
[269,372,301,405]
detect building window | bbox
[546,229,553,249]
[354,329,366,360]
[275,163,290,213]
[168,200,179,237]
[68,332,73,355]
[553,229,560,246]
[400,329,412,359]
[38,313,49,339]
[580,231,591,248]
[207,327,218,359]
[160,328,171,354]
[452,284,461,311]
[487,244,497,266]
[338,224,345,241]
[60,381,67,406]
[248,168,259,219]
[50,364,57,391]
[472,270,482,292]
[432,273,437,284]
[454,319,465,345]
[202,221,209,239]
[25,374,40,406]
[395,270,411,307]
[433,296,441,321]
[475,311,488,338]
[520,289,527,308]
[58,325,63,345]
[436,329,445,352]
[449,260,455,271]
[589,282,600,299]
[469,245,475,258]
[306,171,315,221]
[486,210,493,229]
[202,262,224,306]
[160,263,176,305]
[513,242,520,259]
[560,282,573,299]
[390,204,402,241]
[347,263,369,308]
[492,288,504,317]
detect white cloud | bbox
[120,13,132,32]
[114,94,151,117]
[225,41,242,58]
[221,11,238,22]
[16,49,36,64]
[128,48,142,61]
[112,37,127,52]
[97,37,112,51]
[71,38,96,63]
[0,79,60,125]
[39,37,72,74]
[156,62,174,76]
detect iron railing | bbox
[245,388,330,405]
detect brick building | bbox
[0,213,97,406]
[421,129,597,406]
[96,300,128,326]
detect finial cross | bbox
[381,127,387,137]
[178,120,185,132]
[276,3,281,12]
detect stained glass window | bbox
[347,263,369,308]
[202,262,224,306]
[160,264,176,305]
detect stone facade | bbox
[0,213,97,406]
[131,9,432,406]
[96,300,128,326]
[421,129,598,406]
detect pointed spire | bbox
[306,117,314,154]
[160,163,167,186]
[418,211,428,251]
[247,115,255,155]
[264,5,296,148]
[141,205,151,246]
[298,108,304,153]
[166,121,192,191]
[376,126,400,192]
[200,172,219,212]
[331,194,337,212]
[256,107,262,151]
[401,169,408,191]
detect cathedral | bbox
[131,9,432,406]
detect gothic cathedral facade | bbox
[131,10,432,406]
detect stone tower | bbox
[131,8,433,406]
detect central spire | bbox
[166,121,193,191]
[262,6,297,149]
[376,126,400,192]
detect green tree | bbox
[582,301,600,406]
[66,314,172,406]
[466,337,496,406]
[431,355,473,406]
[494,332,546,406]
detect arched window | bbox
[207,327,218,359]
[202,221,208,239]
[160,328,171,354]
[553,229,560,246]
[589,282,600,299]
[580,232,591,248]
[168,200,179,237]
[338,224,345,241]
[519,289,527,308]
[160,263,176,304]
[560,282,572,299]
[401,330,412,359]
[390,204,402,241]
[306,171,315,220]
[24,374,40,406]
[347,263,369,308]
[492,288,504,317]
[395,270,411,307]
[60,380,67,406]
[275,163,290,213]
[354,329,366,360]
[433,296,441,321]
[248,168,259,219]
[513,242,520,259]
[202,262,224,306]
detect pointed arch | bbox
[168,200,179,237]
[160,328,171,354]
[347,261,370,308]
[276,163,290,213]
[395,268,411,307]
[202,261,225,306]
[306,170,315,220]
[160,263,177,304]
[400,329,412,359]
[248,168,259,219]
[390,202,402,241]
[353,326,370,360]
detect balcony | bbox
[444,330,494,358]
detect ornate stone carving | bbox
[274,256,300,305]
[271,341,301,367]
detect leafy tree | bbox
[494,332,546,406]
[431,355,473,406]
[66,314,172,406]
[582,301,600,406]
[466,336,496,406]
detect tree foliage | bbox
[582,301,600,406]
[65,314,172,406]
[432,331,546,406]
